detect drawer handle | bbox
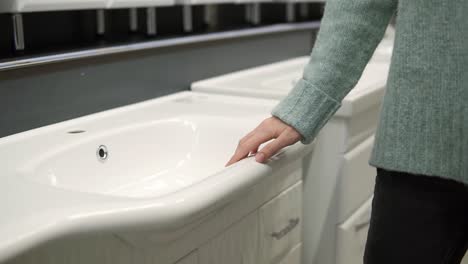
[271,218,300,240]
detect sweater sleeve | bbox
[271,0,397,144]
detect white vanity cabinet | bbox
[5,154,308,264]
[199,181,303,264]
[191,51,392,264]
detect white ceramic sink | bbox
[192,57,390,117]
[0,91,312,262]
[17,114,258,198]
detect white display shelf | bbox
[0,0,107,13]
[107,0,174,8]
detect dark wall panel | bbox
[0,29,315,138]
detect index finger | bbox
[225,131,273,166]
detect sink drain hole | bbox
[97,145,108,161]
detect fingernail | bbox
[255,152,265,163]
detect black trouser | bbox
[364,168,468,264]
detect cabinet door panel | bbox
[461,253,468,264]
[277,244,301,264]
[174,251,198,264]
[199,211,259,264]
[336,197,373,264]
[259,182,302,264]
[339,136,376,222]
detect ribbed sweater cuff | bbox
[271,78,341,144]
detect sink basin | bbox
[17,115,251,198]
[12,94,270,199]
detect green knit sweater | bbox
[271,0,468,184]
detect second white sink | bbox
[191,56,390,117]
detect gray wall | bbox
[0,29,316,138]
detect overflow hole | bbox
[68,130,86,134]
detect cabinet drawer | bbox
[175,251,198,264]
[259,182,302,264]
[198,211,259,264]
[277,243,301,264]
[336,196,373,264]
[338,136,376,222]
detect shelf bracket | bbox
[129,8,138,32]
[12,13,25,51]
[204,5,218,29]
[96,9,106,36]
[251,3,261,25]
[147,7,157,36]
[299,3,309,19]
[183,5,193,32]
[286,3,295,23]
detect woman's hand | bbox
[225,116,302,166]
